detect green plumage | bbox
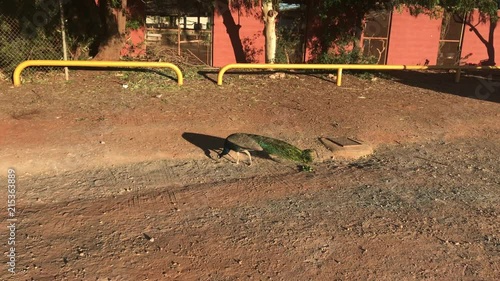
[219,133,313,165]
[249,134,313,164]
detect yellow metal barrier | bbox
[13,60,184,86]
[217,63,500,86]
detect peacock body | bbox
[218,133,313,165]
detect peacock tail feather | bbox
[246,134,313,164]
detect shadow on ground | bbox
[197,69,338,85]
[388,70,500,103]
[182,132,277,164]
[72,67,178,82]
[182,132,226,159]
[198,68,499,104]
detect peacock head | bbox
[301,149,314,164]
[218,147,230,159]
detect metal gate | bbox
[362,10,392,64]
[144,0,213,65]
[437,12,465,66]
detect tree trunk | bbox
[94,0,127,61]
[484,20,497,66]
[116,0,127,34]
[462,13,497,66]
[262,0,278,64]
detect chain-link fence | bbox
[0,6,65,80]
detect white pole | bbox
[59,0,69,80]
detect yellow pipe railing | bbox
[217,63,500,86]
[13,60,184,86]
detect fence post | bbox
[58,0,69,81]
[454,67,461,83]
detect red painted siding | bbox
[460,9,500,65]
[387,7,442,65]
[121,0,146,57]
[213,4,265,66]
[134,2,500,67]
[303,0,321,62]
[121,27,146,57]
[94,0,145,58]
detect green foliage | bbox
[110,0,122,9]
[301,149,314,164]
[314,43,378,78]
[308,1,391,58]
[310,0,499,61]
[275,27,292,63]
[242,36,263,63]
[0,16,62,76]
[126,19,142,30]
[315,47,376,65]
[116,70,180,92]
[275,9,305,64]
[314,40,377,65]
[392,0,499,20]
[0,0,64,69]
[298,164,314,172]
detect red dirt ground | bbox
[0,69,499,280]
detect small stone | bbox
[269,72,286,79]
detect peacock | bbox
[218,133,314,166]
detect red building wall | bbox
[95,0,145,57]
[134,2,500,67]
[121,0,146,57]
[303,0,322,62]
[212,3,265,67]
[121,27,146,57]
[387,7,442,65]
[460,9,500,65]
[211,5,500,67]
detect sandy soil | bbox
[0,69,499,280]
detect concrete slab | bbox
[319,137,373,160]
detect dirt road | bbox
[0,70,499,280]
